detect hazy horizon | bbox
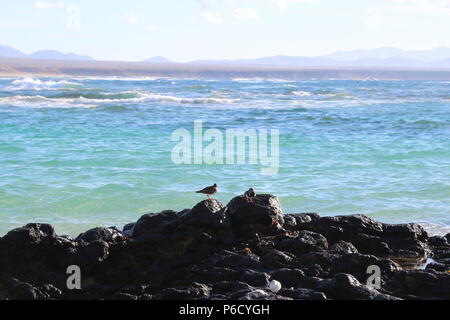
[1,1,450,62]
[3,44,450,64]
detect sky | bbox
[0,0,450,62]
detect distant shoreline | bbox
[2,58,450,80]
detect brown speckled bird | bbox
[196,184,218,200]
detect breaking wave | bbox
[292,90,312,97]
[0,91,240,108]
[5,77,80,91]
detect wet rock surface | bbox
[0,193,449,300]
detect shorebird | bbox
[196,184,218,200]
[244,188,256,203]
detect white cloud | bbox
[195,0,320,12]
[366,6,382,30]
[147,25,157,32]
[232,8,259,20]
[35,1,65,9]
[197,0,221,9]
[272,0,320,12]
[125,14,139,25]
[388,0,450,15]
[66,5,81,31]
[193,11,222,22]
[363,0,450,32]
[392,0,450,7]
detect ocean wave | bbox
[73,76,219,82]
[288,89,355,100]
[316,92,354,100]
[75,76,165,82]
[394,119,449,128]
[5,77,79,91]
[50,91,141,100]
[288,99,381,109]
[292,90,311,97]
[231,78,294,83]
[140,93,239,104]
[0,95,97,108]
[73,92,239,104]
[419,222,450,236]
[0,91,240,108]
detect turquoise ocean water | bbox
[0,77,449,236]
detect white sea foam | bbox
[292,90,311,97]
[288,98,385,109]
[0,95,97,108]
[74,92,239,104]
[231,78,265,83]
[141,93,239,104]
[5,77,78,91]
[73,76,164,82]
[231,78,294,83]
[419,222,450,236]
[0,91,240,108]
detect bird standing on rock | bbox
[244,188,256,203]
[196,184,218,200]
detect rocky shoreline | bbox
[1,192,449,300]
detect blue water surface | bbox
[0,77,449,235]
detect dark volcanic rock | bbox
[270,268,306,288]
[384,270,450,300]
[275,230,328,255]
[81,240,109,262]
[383,223,428,241]
[426,262,448,272]
[131,210,179,240]
[237,290,292,300]
[300,214,430,259]
[282,214,297,230]
[212,281,254,296]
[1,193,448,300]
[212,250,262,270]
[3,223,56,246]
[240,269,270,287]
[330,253,401,282]
[318,273,401,300]
[261,249,294,268]
[228,194,284,236]
[154,283,211,300]
[3,279,46,300]
[184,266,241,284]
[189,199,228,228]
[76,227,126,244]
[122,223,135,238]
[132,200,234,246]
[329,241,359,255]
[278,288,327,300]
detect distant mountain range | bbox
[143,56,174,63]
[186,47,450,68]
[0,45,93,61]
[189,55,450,68]
[2,44,450,68]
